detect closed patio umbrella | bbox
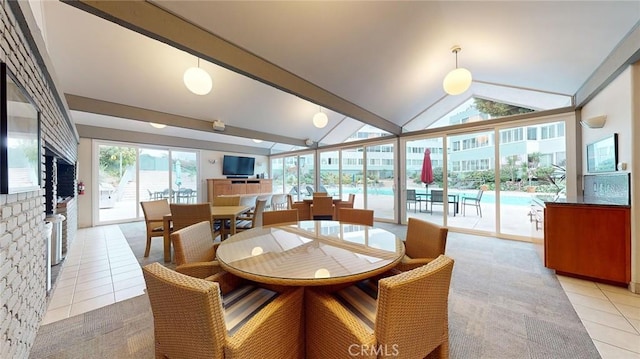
[421,148,434,191]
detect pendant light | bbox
[183,58,212,95]
[442,46,472,95]
[313,107,328,128]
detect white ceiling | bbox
[33,1,640,153]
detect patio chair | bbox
[305,255,454,359]
[263,209,299,226]
[406,189,423,213]
[462,189,484,217]
[140,199,172,257]
[142,263,304,359]
[396,217,448,271]
[170,221,224,279]
[338,208,374,226]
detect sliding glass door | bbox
[95,141,199,225]
[97,143,138,223]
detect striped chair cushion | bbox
[334,279,379,333]
[222,285,278,335]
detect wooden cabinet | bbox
[544,202,630,285]
[207,178,272,202]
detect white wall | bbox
[581,66,638,293]
[77,138,93,228]
[198,150,269,202]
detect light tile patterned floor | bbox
[41,225,146,324]
[42,225,640,359]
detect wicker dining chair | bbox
[170,221,224,279]
[396,217,448,272]
[338,208,374,226]
[233,199,267,232]
[310,196,334,220]
[305,255,455,359]
[263,209,299,226]
[334,193,356,220]
[140,199,171,257]
[142,263,305,359]
[169,203,219,242]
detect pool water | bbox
[340,187,535,206]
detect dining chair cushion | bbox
[334,280,379,333]
[223,284,278,335]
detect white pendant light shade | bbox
[443,67,472,95]
[313,111,328,128]
[183,66,212,95]
[443,46,472,95]
[149,122,166,129]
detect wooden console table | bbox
[544,200,630,285]
[207,178,272,203]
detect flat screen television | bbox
[222,155,255,178]
[586,133,618,173]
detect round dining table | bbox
[216,220,405,286]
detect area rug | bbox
[30,222,600,358]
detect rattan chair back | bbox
[405,217,448,259]
[375,255,454,357]
[338,208,374,226]
[142,262,226,359]
[171,221,217,266]
[140,199,171,257]
[311,196,334,220]
[170,203,213,232]
[213,195,241,206]
[263,209,299,226]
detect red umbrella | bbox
[421,148,434,190]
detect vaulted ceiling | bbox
[33,1,640,154]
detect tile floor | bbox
[41,225,146,324]
[41,225,640,359]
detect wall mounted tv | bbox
[222,155,255,178]
[586,133,618,173]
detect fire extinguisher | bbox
[78,181,85,195]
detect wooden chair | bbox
[310,196,334,220]
[140,199,171,257]
[334,193,355,220]
[461,189,484,217]
[213,195,241,206]
[338,208,374,226]
[142,263,305,359]
[290,201,311,221]
[263,209,299,226]
[396,217,448,271]
[233,199,267,232]
[169,203,218,240]
[305,255,454,359]
[170,221,224,279]
[312,192,328,197]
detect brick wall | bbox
[0,3,78,358]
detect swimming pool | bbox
[341,187,535,206]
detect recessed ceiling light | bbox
[149,122,166,129]
[252,139,263,143]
